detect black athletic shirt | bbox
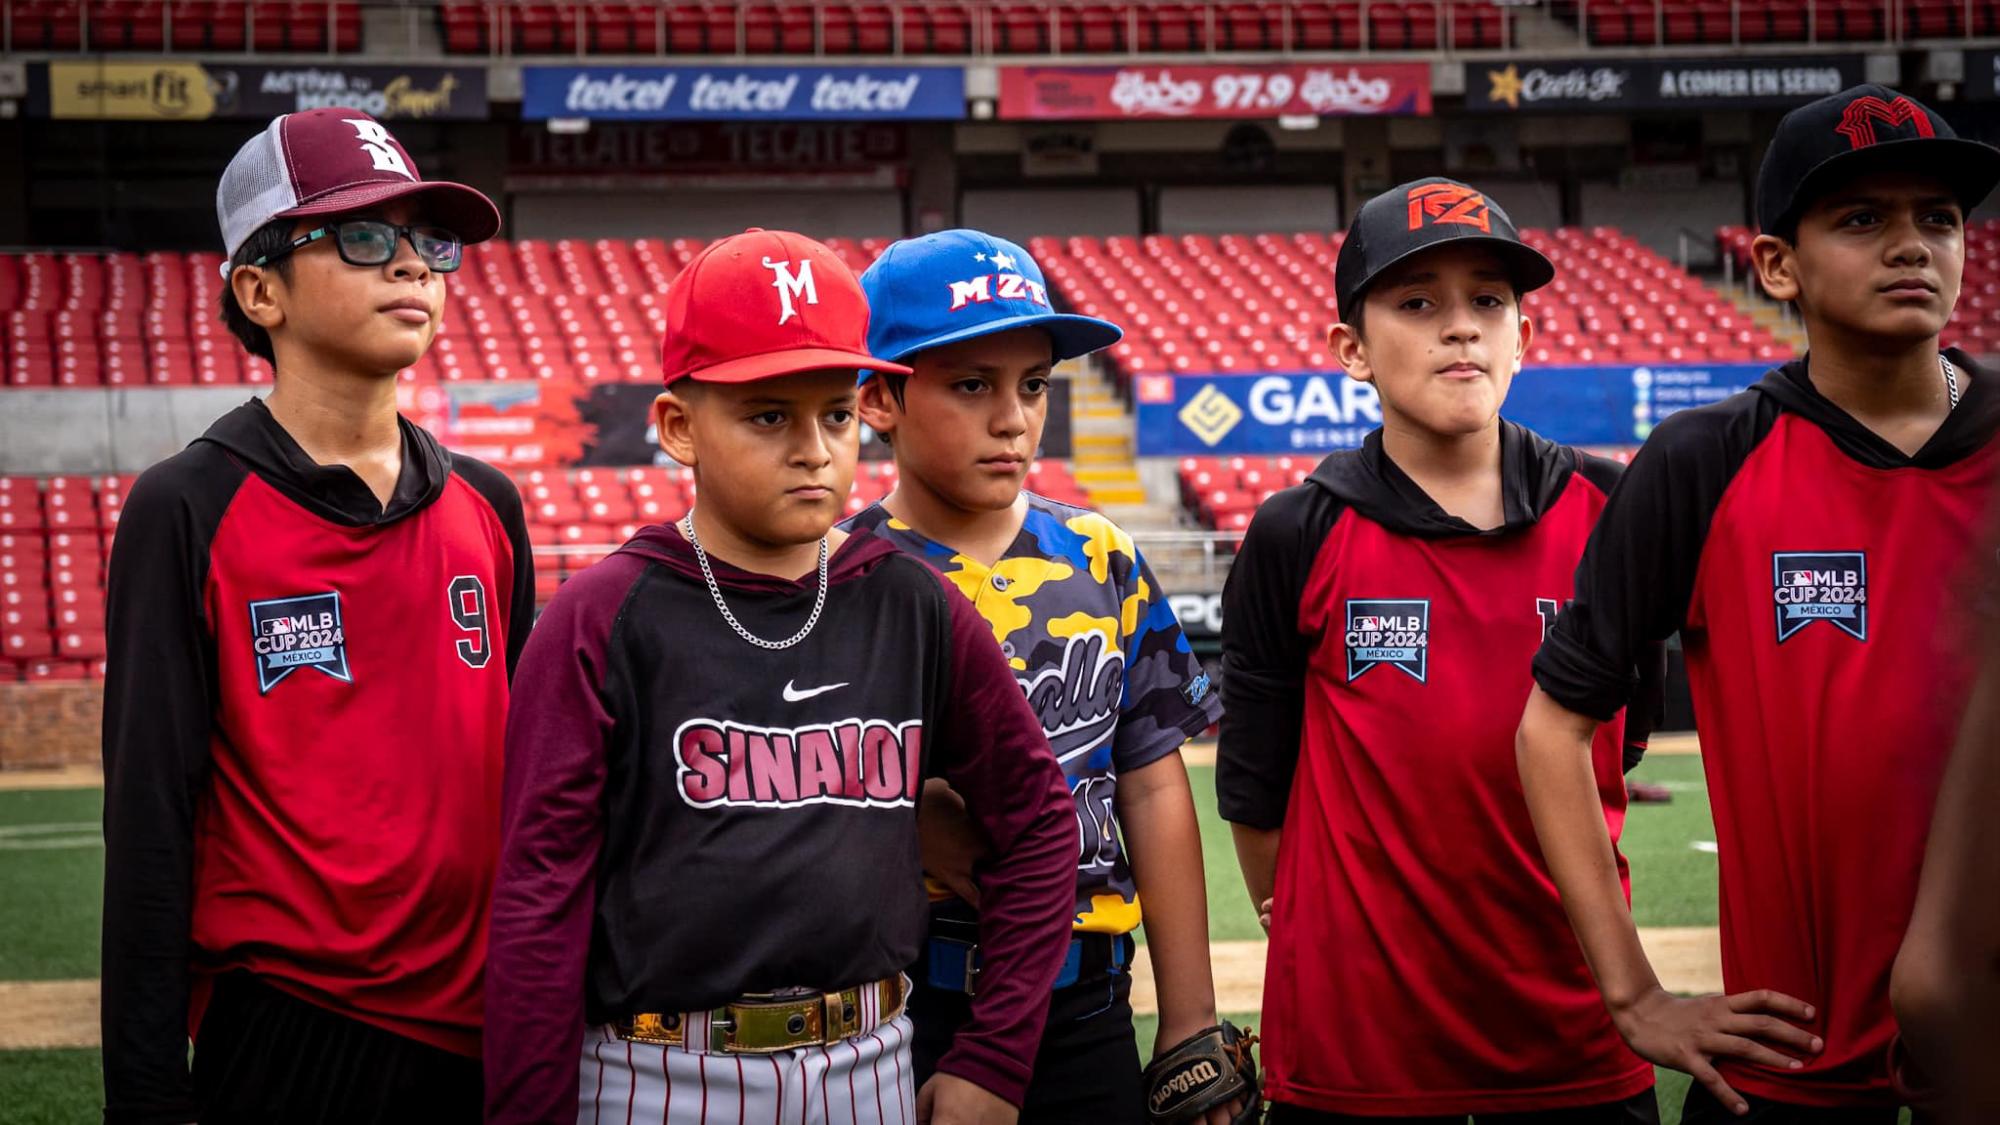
[1534,352,2000,1106]
[100,399,532,1125]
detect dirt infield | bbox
[1129,929,1720,1016]
[1179,732,1699,770]
[0,928,1720,1048]
[0,980,98,1050]
[0,766,103,792]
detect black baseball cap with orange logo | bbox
[1334,177,1555,325]
[1756,84,2000,239]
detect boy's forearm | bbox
[1118,755,1218,1047]
[1516,687,1661,1015]
[1229,824,1280,913]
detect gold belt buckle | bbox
[619,977,904,1055]
[618,1012,685,1047]
[824,988,860,1041]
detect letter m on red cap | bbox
[1835,95,1935,151]
[1407,183,1491,233]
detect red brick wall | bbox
[0,683,102,769]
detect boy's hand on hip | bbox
[1612,986,1822,1116]
[1257,897,1273,935]
[916,1073,1018,1125]
[918,780,986,906]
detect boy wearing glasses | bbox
[100,108,532,1125]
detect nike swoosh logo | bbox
[783,679,849,703]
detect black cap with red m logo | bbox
[1334,176,1555,324]
[1756,84,2000,238]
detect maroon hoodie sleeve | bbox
[484,556,639,1124]
[925,577,1076,1107]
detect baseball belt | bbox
[924,928,1132,996]
[612,976,907,1055]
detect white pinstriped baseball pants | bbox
[576,1014,916,1125]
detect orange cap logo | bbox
[1406,183,1491,233]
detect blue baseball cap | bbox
[858,229,1123,379]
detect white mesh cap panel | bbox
[216,118,301,264]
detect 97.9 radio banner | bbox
[997,62,1431,120]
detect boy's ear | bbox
[230,264,287,332]
[653,389,699,467]
[856,376,901,439]
[1329,322,1373,385]
[1750,233,1802,303]
[1513,309,1535,373]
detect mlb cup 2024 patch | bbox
[1772,551,1867,642]
[248,591,352,693]
[1345,598,1429,682]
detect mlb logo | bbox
[1344,598,1429,683]
[1771,551,1868,643]
[248,591,351,693]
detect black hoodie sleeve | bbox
[100,448,246,1125]
[1216,482,1346,830]
[449,455,537,677]
[1534,395,1775,721]
[1571,451,1667,772]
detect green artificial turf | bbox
[0,789,103,980]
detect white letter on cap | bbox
[346,118,414,180]
[763,257,819,325]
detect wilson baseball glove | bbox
[1143,1020,1261,1125]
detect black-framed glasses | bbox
[253,220,464,274]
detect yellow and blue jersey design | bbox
[845,494,1222,933]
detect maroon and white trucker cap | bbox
[216,107,501,266]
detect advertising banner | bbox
[402,379,1070,468]
[998,62,1431,120]
[1134,363,1768,456]
[1966,48,2000,100]
[521,65,965,121]
[39,60,486,120]
[507,121,909,189]
[1466,54,1862,112]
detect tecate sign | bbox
[522,65,966,121]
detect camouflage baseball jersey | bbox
[845,494,1222,933]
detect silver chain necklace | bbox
[1942,353,1961,411]
[680,512,829,650]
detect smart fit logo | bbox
[1179,384,1243,446]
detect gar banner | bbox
[522,64,965,121]
[1134,363,1768,456]
[37,61,486,120]
[998,62,1431,120]
[1467,54,1861,112]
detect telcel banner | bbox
[998,62,1431,120]
[1135,364,1768,456]
[522,65,965,121]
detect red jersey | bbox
[101,400,534,1124]
[1535,354,2000,1106]
[1218,423,1657,1115]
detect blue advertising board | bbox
[1134,363,1770,456]
[522,65,965,121]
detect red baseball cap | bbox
[216,107,501,263]
[662,229,913,386]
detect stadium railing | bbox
[5,0,1992,58]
